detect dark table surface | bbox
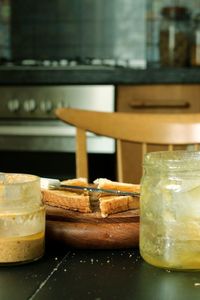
[2,243,200,300]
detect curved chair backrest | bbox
[56,108,200,182]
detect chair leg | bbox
[76,128,88,179]
[117,140,123,182]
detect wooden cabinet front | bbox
[116,84,200,183]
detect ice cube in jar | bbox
[0,173,45,265]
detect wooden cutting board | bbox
[45,205,140,249]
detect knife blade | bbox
[40,177,140,197]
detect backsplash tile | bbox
[0,0,200,67]
[10,0,146,68]
[0,0,10,59]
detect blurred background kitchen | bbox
[0,0,199,183]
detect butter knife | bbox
[40,177,140,197]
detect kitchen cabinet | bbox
[116,84,200,183]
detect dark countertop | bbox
[0,66,200,85]
[2,244,200,300]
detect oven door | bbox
[0,121,116,180]
[0,85,116,180]
[0,120,115,153]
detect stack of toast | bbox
[42,178,140,217]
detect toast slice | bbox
[94,178,140,194]
[99,195,139,218]
[42,189,91,213]
[42,177,91,213]
[94,178,140,217]
[42,177,140,217]
[61,177,88,187]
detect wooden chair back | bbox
[55,108,200,182]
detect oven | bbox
[0,0,146,180]
[0,85,116,180]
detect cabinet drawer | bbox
[116,84,200,183]
[117,84,200,113]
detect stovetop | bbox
[0,58,142,69]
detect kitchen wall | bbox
[10,0,146,68]
[147,0,200,65]
[0,0,200,66]
[0,0,10,59]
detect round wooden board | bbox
[45,206,140,249]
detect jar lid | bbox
[161,6,190,21]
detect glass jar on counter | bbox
[190,14,200,67]
[0,173,45,265]
[140,151,200,270]
[159,6,191,67]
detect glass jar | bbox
[159,6,191,67]
[140,151,200,270]
[0,173,45,265]
[190,14,200,67]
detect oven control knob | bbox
[7,99,20,112]
[40,101,53,113]
[23,99,36,112]
[55,101,64,109]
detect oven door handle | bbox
[0,125,94,136]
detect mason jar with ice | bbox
[140,150,200,270]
